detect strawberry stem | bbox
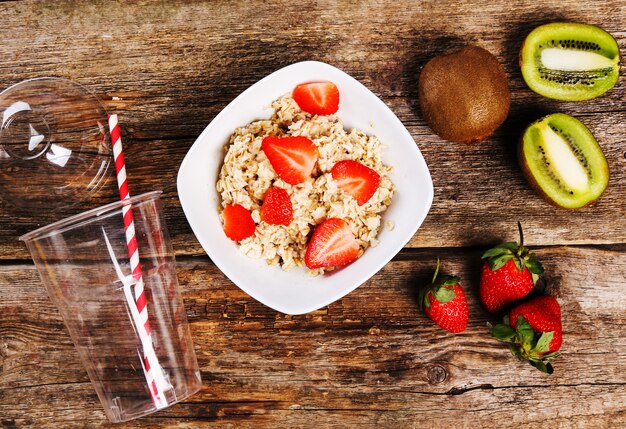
[432,257,440,284]
[517,221,524,249]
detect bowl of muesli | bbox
[177,61,433,314]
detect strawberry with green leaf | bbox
[492,295,562,374]
[480,222,544,313]
[418,258,469,333]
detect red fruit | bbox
[293,81,340,115]
[331,160,381,206]
[480,259,535,312]
[492,295,562,374]
[510,296,562,354]
[262,136,319,185]
[261,187,293,226]
[418,258,469,333]
[479,222,544,313]
[222,204,256,241]
[305,218,359,269]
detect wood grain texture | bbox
[0,0,625,427]
[0,0,624,259]
[2,246,625,427]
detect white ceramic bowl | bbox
[177,61,433,315]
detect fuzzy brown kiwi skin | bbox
[419,46,511,144]
[516,130,607,209]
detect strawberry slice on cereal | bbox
[293,81,340,115]
[305,218,359,269]
[262,136,319,185]
[222,204,256,241]
[261,186,293,226]
[331,160,381,206]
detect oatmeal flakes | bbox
[217,95,395,274]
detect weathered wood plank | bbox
[1,383,625,428]
[0,0,625,259]
[1,1,625,427]
[1,246,625,426]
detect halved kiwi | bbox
[519,113,609,209]
[520,22,620,101]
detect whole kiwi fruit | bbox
[419,46,511,143]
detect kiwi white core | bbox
[540,48,615,71]
[540,124,589,192]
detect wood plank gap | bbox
[393,243,626,257]
[0,380,90,390]
[445,380,626,396]
[130,135,200,142]
[2,242,623,268]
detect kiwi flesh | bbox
[419,46,510,143]
[521,22,620,101]
[519,113,609,209]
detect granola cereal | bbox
[216,94,394,275]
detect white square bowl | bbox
[177,61,433,315]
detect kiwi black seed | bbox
[520,22,620,101]
[419,45,510,144]
[519,113,609,209]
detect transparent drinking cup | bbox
[20,191,202,422]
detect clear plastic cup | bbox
[20,190,201,423]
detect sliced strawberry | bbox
[222,204,255,241]
[305,218,359,269]
[293,81,340,115]
[331,160,381,206]
[261,187,293,226]
[262,136,318,185]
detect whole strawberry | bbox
[492,295,562,374]
[480,222,544,313]
[418,258,469,333]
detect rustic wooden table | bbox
[1,1,625,427]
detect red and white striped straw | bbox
[109,114,170,409]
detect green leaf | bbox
[529,360,554,374]
[432,286,455,303]
[515,315,535,345]
[417,288,427,311]
[481,248,499,258]
[517,244,529,257]
[531,272,540,285]
[541,352,561,361]
[525,257,545,275]
[510,346,521,357]
[499,242,519,252]
[441,276,460,286]
[482,243,517,259]
[529,360,552,374]
[533,331,554,354]
[512,256,524,272]
[492,323,516,341]
[489,254,514,271]
[422,289,433,309]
